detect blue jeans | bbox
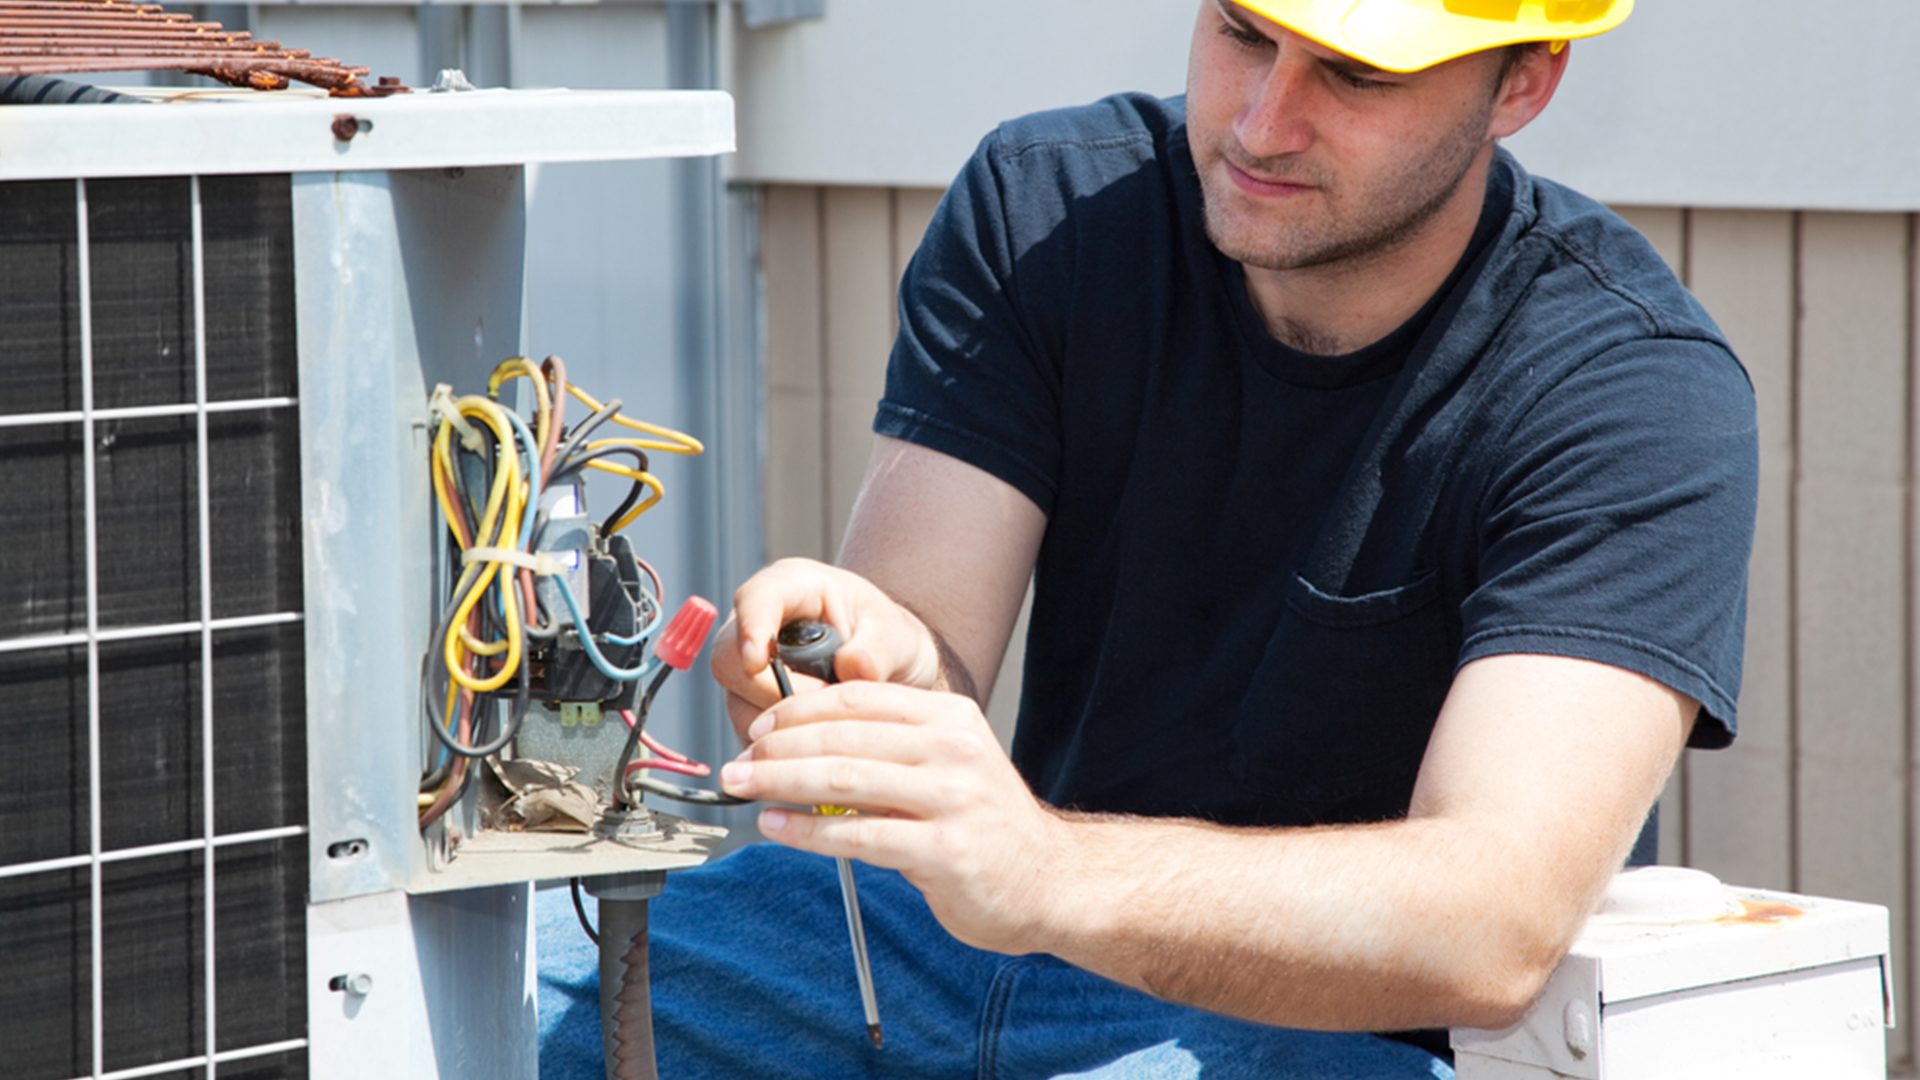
[537,844,1453,1079]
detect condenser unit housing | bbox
[0,88,734,1080]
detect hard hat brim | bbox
[1229,0,1634,74]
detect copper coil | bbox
[0,0,405,97]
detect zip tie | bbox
[462,547,566,576]
[430,382,485,452]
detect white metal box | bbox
[1453,868,1895,1079]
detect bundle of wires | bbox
[417,356,705,829]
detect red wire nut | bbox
[653,596,717,672]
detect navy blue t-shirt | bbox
[875,94,1758,831]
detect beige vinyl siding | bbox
[759,186,1916,1073]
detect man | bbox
[541,1,1757,1076]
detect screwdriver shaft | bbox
[769,655,884,1048]
[833,855,884,1047]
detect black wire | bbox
[631,776,750,806]
[606,666,752,809]
[418,593,456,791]
[551,444,651,535]
[570,878,601,945]
[452,425,500,539]
[552,443,650,481]
[421,584,533,760]
[609,665,675,811]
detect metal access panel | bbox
[293,164,726,903]
[0,89,734,1080]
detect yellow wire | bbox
[433,421,513,659]
[459,625,511,657]
[443,397,525,694]
[450,396,523,678]
[581,459,666,533]
[610,494,664,535]
[583,459,655,485]
[567,384,705,455]
[430,424,468,546]
[488,356,553,466]
[429,371,706,702]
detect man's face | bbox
[1186,0,1510,272]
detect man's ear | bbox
[1489,43,1570,140]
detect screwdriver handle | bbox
[775,619,842,684]
[775,619,849,814]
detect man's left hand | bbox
[719,680,1067,956]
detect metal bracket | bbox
[741,0,824,29]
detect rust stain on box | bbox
[1718,899,1805,925]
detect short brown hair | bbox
[1495,41,1546,88]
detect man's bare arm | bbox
[711,435,1043,736]
[835,436,1044,705]
[729,649,1692,1032]
[1033,654,1695,1031]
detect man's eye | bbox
[1217,22,1267,50]
[1333,69,1390,91]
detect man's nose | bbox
[1234,40,1317,160]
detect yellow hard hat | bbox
[1229,0,1633,73]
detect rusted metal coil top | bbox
[0,0,407,97]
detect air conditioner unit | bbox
[0,87,734,1080]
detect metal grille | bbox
[0,176,308,1080]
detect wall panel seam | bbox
[1679,205,1695,870]
[814,186,832,558]
[1906,208,1918,1073]
[1789,209,1804,895]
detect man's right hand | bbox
[711,557,944,745]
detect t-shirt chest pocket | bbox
[1229,569,1455,824]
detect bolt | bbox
[329,973,374,997]
[331,113,360,142]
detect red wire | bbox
[615,706,712,780]
[618,708,699,763]
[625,757,711,778]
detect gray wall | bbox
[729,0,1919,212]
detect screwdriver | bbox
[771,619,884,1051]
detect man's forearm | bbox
[921,619,982,703]
[1030,812,1585,1033]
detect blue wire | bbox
[504,408,543,550]
[553,574,658,683]
[605,598,664,647]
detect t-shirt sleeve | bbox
[873,131,1063,516]
[1457,337,1759,748]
